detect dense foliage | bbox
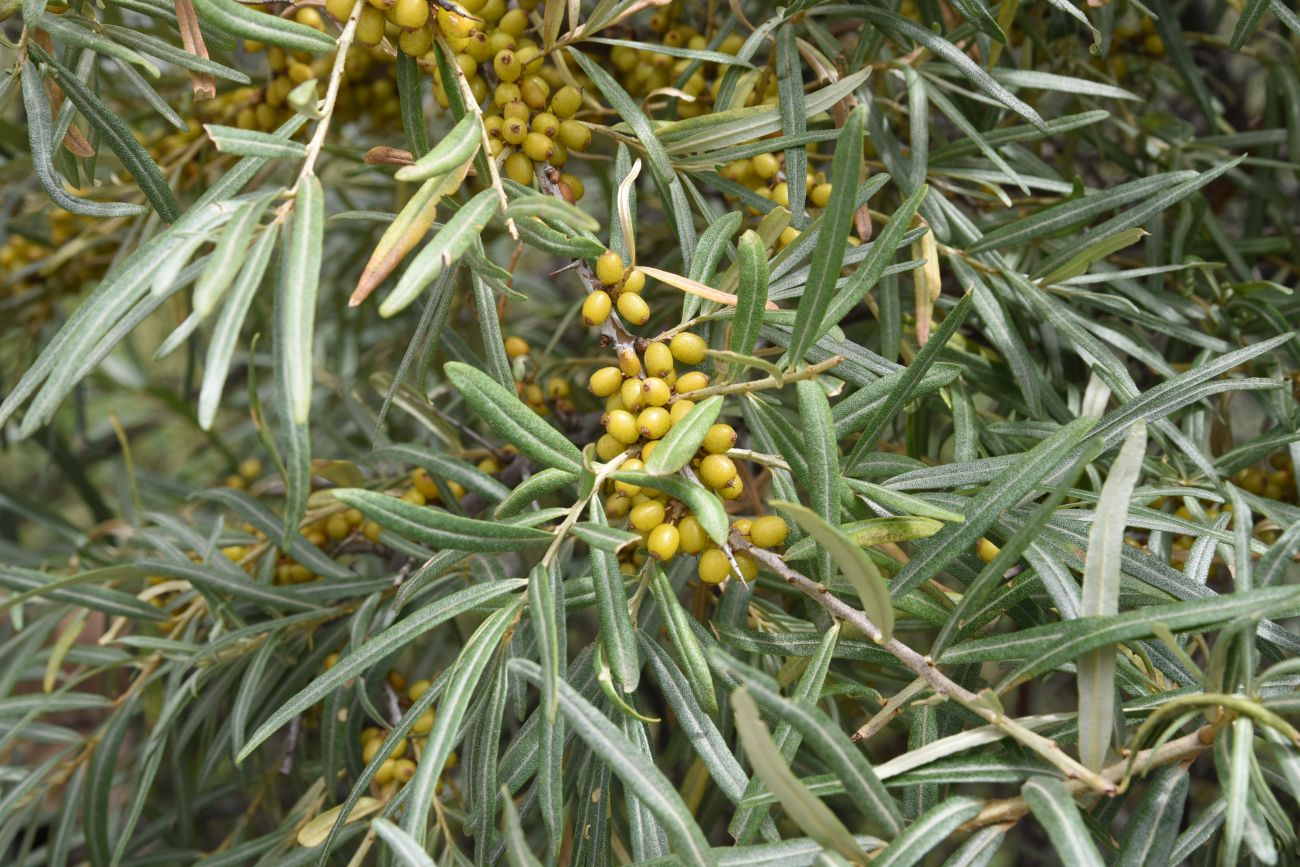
[2,0,1299,864]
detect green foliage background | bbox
[1,0,1299,864]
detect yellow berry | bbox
[582,290,612,326]
[699,453,737,489]
[545,378,570,400]
[398,25,432,56]
[390,0,428,28]
[497,6,527,34]
[551,84,582,117]
[559,172,584,201]
[595,250,624,286]
[504,152,534,185]
[669,332,707,365]
[750,515,789,548]
[522,131,554,162]
[620,377,645,412]
[596,433,625,461]
[641,377,672,407]
[493,49,520,82]
[752,152,780,179]
[648,523,680,561]
[392,758,418,783]
[622,268,646,294]
[356,5,386,45]
[675,371,710,394]
[698,548,730,584]
[678,516,708,554]
[412,709,435,734]
[362,520,383,543]
[640,440,659,462]
[642,342,673,378]
[702,423,736,454]
[630,500,666,532]
[531,112,559,139]
[810,183,833,208]
[558,119,591,151]
[977,537,1000,564]
[375,758,397,784]
[504,336,530,358]
[637,407,671,440]
[606,410,640,444]
[669,399,695,425]
[325,0,353,20]
[408,679,432,701]
[605,493,632,518]
[613,459,644,496]
[617,292,650,326]
[720,477,745,500]
[501,117,528,145]
[735,552,759,579]
[588,366,623,397]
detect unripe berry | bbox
[675,370,710,394]
[620,377,645,412]
[551,85,583,117]
[702,423,736,454]
[630,500,666,532]
[648,523,680,561]
[582,290,612,326]
[391,0,428,28]
[596,433,625,461]
[504,152,534,185]
[588,366,623,397]
[698,548,730,584]
[356,6,386,45]
[522,132,554,162]
[618,348,641,378]
[669,332,707,365]
[669,399,695,425]
[621,268,646,295]
[398,25,433,56]
[493,49,520,82]
[605,410,639,444]
[641,377,671,407]
[752,152,780,179]
[977,537,1000,563]
[678,515,708,554]
[502,117,528,145]
[699,453,737,489]
[642,341,674,378]
[595,250,624,286]
[617,292,650,326]
[637,407,671,440]
[558,119,591,151]
[751,515,789,548]
[531,112,559,139]
[504,336,530,357]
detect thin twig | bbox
[732,535,1117,793]
[671,355,844,403]
[297,0,361,182]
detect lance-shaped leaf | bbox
[204,124,307,158]
[645,396,723,476]
[1022,779,1105,867]
[610,471,728,545]
[871,797,982,867]
[372,818,434,867]
[587,499,639,691]
[785,105,865,367]
[650,565,717,715]
[731,687,866,863]
[730,230,770,361]
[277,175,323,424]
[380,187,498,316]
[394,113,479,182]
[1114,765,1188,867]
[191,0,335,52]
[773,501,894,642]
[1077,420,1145,772]
[192,194,275,316]
[351,163,471,306]
[511,659,718,866]
[332,489,551,550]
[444,362,583,473]
[237,579,525,760]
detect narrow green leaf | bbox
[205,124,307,158]
[238,579,525,761]
[511,659,718,866]
[1114,765,1188,867]
[332,489,550,550]
[1022,778,1105,867]
[372,818,434,867]
[610,471,728,545]
[651,565,717,715]
[588,499,640,692]
[645,396,724,476]
[731,231,770,361]
[381,188,497,317]
[731,687,865,863]
[395,113,480,182]
[193,194,275,317]
[494,468,578,518]
[191,0,334,52]
[504,196,600,233]
[785,106,865,367]
[444,361,583,473]
[1077,421,1145,771]
[278,176,323,424]
[871,797,982,867]
[773,500,894,641]
[396,52,428,155]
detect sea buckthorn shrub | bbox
[1,0,1299,863]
